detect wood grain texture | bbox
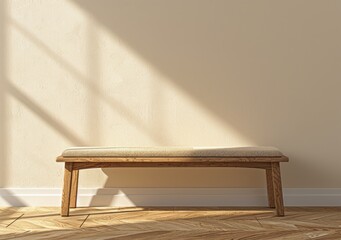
[1,207,341,240]
[0,210,23,228]
[57,155,288,217]
[70,170,79,208]
[61,163,73,217]
[56,156,289,163]
[266,168,275,208]
[72,162,272,170]
[271,162,284,216]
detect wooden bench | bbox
[56,146,288,217]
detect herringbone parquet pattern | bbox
[0,207,340,239]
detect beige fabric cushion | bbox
[62,146,283,157]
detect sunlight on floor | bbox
[1,207,341,239]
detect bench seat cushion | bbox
[62,146,283,158]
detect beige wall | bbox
[0,0,340,189]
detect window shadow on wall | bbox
[70,0,340,196]
[70,0,341,154]
[9,18,169,146]
[1,0,339,208]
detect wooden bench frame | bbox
[57,155,288,217]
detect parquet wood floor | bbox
[0,207,340,239]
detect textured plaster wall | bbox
[0,0,340,189]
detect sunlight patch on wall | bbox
[92,12,254,147]
[9,0,89,75]
[4,0,255,188]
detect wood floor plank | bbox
[6,207,88,231]
[2,229,341,240]
[173,209,273,220]
[258,210,341,231]
[0,213,23,228]
[1,207,341,239]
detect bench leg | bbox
[61,162,73,217]
[271,162,285,216]
[266,168,275,208]
[70,169,79,208]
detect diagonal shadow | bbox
[0,189,26,207]
[6,14,173,207]
[69,0,341,188]
[9,18,169,145]
[7,5,281,209]
[6,81,86,146]
[68,0,293,146]
[8,16,174,207]
[4,1,338,210]
[70,0,341,151]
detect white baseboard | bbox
[0,188,340,207]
